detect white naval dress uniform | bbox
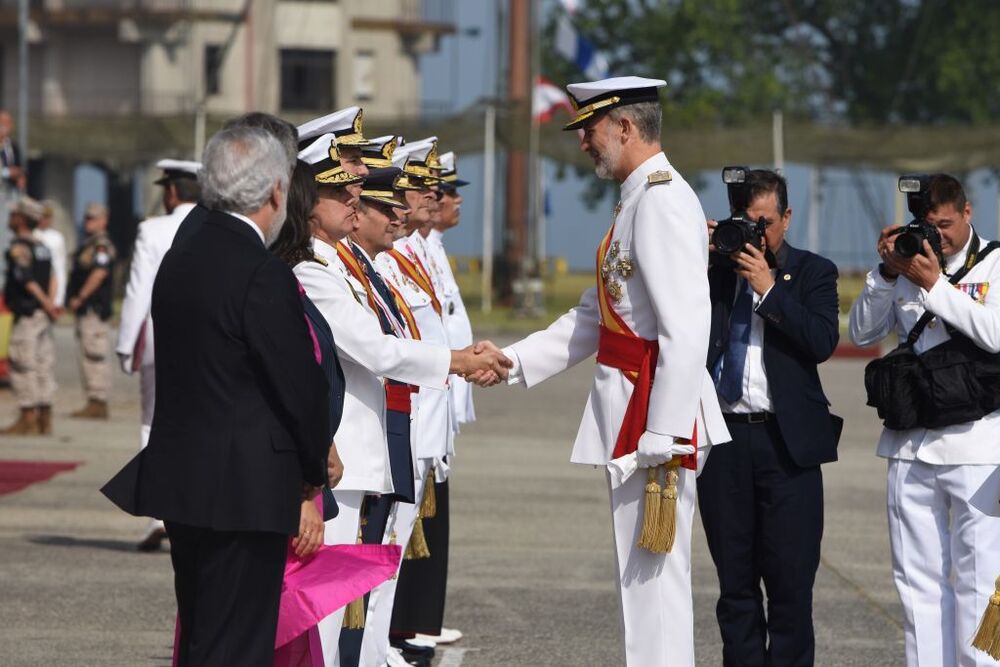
[504,153,729,667]
[849,232,1000,667]
[116,202,195,449]
[361,235,454,667]
[294,237,451,665]
[427,228,476,425]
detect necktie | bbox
[717,278,753,404]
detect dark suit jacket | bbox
[102,210,331,535]
[302,292,345,521]
[1,138,21,187]
[707,243,842,468]
[170,202,211,249]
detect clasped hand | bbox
[451,340,511,387]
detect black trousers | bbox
[165,521,288,667]
[390,478,450,636]
[696,420,824,667]
[338,494,396,667]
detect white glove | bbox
[117,353,133,375]
[636,430,695,468]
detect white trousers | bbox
[315,489,366,666]
[359,456,434,667]
[887,458,1000,667]
[139,364,163,534]
[608,463,698,667]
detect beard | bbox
[593,140,623,180]
[265,198,288,248]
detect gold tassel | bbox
[403,517,431,560]
[972,575,1000,660]
[653,461,680,554]
[636,467,662,552]
[343,529,367,629]
[389,530,398,579]
[419,469,437,519]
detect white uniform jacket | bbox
[505,153,729,466]
[295,238,451,493]
[428,229,476,425]
[375,235,454,463]
[849,232,1000,465]
[116,202,194,370]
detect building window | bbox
[354,49,375,101]
[280,49,335,112]
[204,44,223,97]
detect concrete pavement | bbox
[0,326,905,665]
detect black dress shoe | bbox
[390,638,435,659]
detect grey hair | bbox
[222,112,298,171]
[200,126,290,216]
[608,101,662,143]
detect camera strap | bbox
[904,234,1000,347]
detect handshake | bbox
[449,340,512,387]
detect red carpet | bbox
[0,460,81,496]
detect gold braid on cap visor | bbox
[564,95,621,128]
[362,136,398,168]
[314,143,363,185]
[334,109,374,146]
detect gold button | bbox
[929,321,937,329]
[783,274,791,281]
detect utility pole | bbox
[17,0,29,161]
[501,0,530,305]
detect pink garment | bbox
[171,542,401,666]
[298,282,322,364]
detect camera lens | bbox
[713,223,745,255]
[894,232,921,258]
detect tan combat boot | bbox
[1,407,40,435]
[70,399,109,420]
[37,405,52,435]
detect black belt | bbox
[723,412,773,424]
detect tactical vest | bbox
[4,238,52,317]
[68,233,115,319]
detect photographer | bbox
[701,169,840,666]
[849,174,1000,667]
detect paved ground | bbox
[0,326,905,666]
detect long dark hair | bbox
[271,159,317,266]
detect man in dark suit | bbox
[700,169,841,667]
[102,125,331,666]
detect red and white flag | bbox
[533,76,575,124]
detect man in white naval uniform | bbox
[429,151,476,429]
[849,174,1000,667]
[293,131,509,665]
[115,159,201,551]
[488,77,730,666]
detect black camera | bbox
[712,166,767,255]
[890,175,944,264]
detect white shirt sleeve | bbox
[849,268,898,346]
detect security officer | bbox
[116,159,201,551]
[2,196,58,435]
[849,174,1000,667]
[66,202,116,419]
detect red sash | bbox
[385,382,418,414]
[595,225,697,470]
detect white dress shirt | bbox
[718,275,776,414]
[849,232,1000,464]
[33,227,67,307]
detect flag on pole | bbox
[533,76,575,123]
[555,14,610,81]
